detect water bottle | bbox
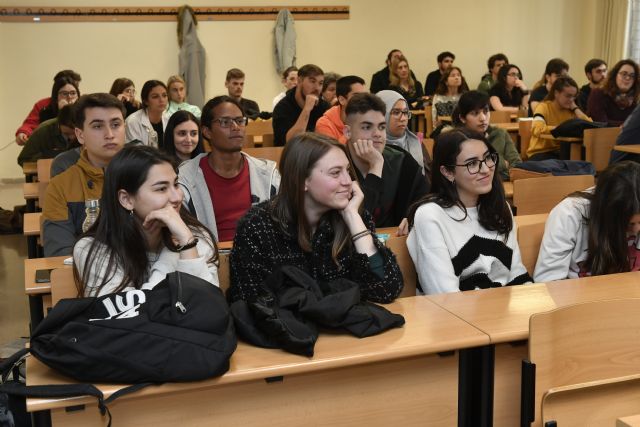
[82,199,100,232]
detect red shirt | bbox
[199,156,251,242]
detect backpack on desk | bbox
[0,271,237,425]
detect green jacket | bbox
[488,126,522,180]
[477,74,495,95]
[17,118,75,166]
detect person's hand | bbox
[352,139,384,172]
[16,133,28,145]
[57,98,69,109]
[117,93,129,102]
[396,218,409,236]
[142,205,193,246]
[341,181,364,218]
[514,79,528,91]
[303,94,319,111]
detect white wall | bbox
[0,0,601,180]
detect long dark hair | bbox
[162,110,204,160]
[109,78,135,96]
[434,66,469,96]
[408,128,512,235]
[602,59,640,100]
[140,80,167,109]
[490,64,525,108]
[271,132,354,264]
[578,161,640,275]
[39,77,80,122]
[73,145,217,296]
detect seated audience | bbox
[587,59,639,126]
[377,89,431,176]
[370,49,419,94]
[432,66,469,127]
[43,93,126,256]
[272,64,330,146]
[453,90,522,180]
[166,75,202,118]
[109,77,141,118]
[344,93,429,231]
[527,76,592,161]
[489,64,529,113]
[407,128,531,294]
[161,110,203,163]
[477,53,508,94]
[74,145,219,297]
[529,58,569,114]
[577,58,607,110]
[388,55,425,108]
[227,132,403,304]
[272,66,298,109]
[424,51,455,97]
[315,75,367,144]
[225,68,260,120]
[179,96,281,242]
[321,72,340,105]
[125,80,170,147]
[17,104,77,166]
[15,70,81,146]
[534,161,640,281]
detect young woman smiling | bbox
[125,80,171,147]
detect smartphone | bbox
[35,268,53,283]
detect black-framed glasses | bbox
[213,117,248,128]
[451,152,498,174]
[58,90,78,98]
[619,71,637,80]
[390,109,412,119]
[506,72,522,79]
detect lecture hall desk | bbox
[428,272,640,426]
[27,296,490,427]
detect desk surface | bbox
[613,144,640,154]
[24,256,69,295]
[494,122,519,131]
[539,133,582,142]
[23,212,41,236]
[23,162,37,176]
[23,182,38,199]
[27,295,489,412]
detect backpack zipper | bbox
[175,272,187,314]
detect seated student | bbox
[321,72,340,105]
[587,59,639,126]
[15,70,81,146]
[161,110,204,163]
[529,58,569,114]
[51,146,81,178]
[38,77,80,125]
[272,64,330,146]
[406,129,531,294]
[489,64,529,113]
[17,104,77,166]
[43,93,126,257]
[477,53,509,94]
[109,77,141,118]
[453,90,522,180]
[377,89,431,176]
[178,96,281,243]
[315,75,367,144]
[125,80,170,147]
[388,55,425,109]
[610,103,640,164]
[577,58,607,111]
[432,66,469,128]
[344,93,429,232]
[227,132,403,304]
[527,76,592,161]
[74,145,219,297]
[225,68,260,120]
[166,75,202,118]
[424,51,455,97]
[272,66,298,109]
[534,161,640,282]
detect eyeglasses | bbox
[58,90,78,98]
[451,152,498,174]
[619,71,637,80]
[123,88,136,95]
[390,109,412,119]
[507,72,522,79]
[212,117,248,128]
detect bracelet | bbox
[351,229,371,242]
[176,238,198,252]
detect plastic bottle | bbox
[82,199,100,232]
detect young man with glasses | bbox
[178,96,280,242]
[316,75,367,144]
[344,93,428,234]
[272,63,330,146]
[577,59,607,110]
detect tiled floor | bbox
[0,182,31,354]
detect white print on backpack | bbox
[89,290,147,321]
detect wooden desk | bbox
[409,109,426,135]
[503,181,513,198]
[23,182,39,212]
[539,134,583,160]
[494,122,519,132]
[24,256,69,331]
[23,212,42,258]
[23,162,38,182]
[613,144,640,154]
[27,296,490,426]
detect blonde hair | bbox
[389,55,416,94]
[167,75,185,89]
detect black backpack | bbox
[0,271,237,425]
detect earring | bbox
[450,179,456,185]
[129,209,134,217]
